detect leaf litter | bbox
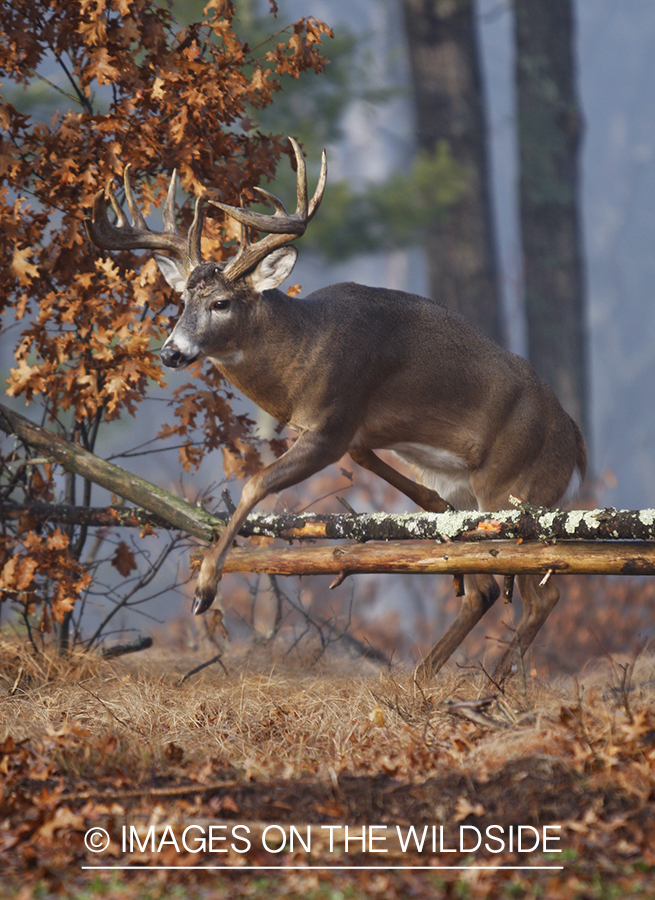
[1,639,655,898]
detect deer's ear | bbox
[249,246,298,292]
[155,254,188,293]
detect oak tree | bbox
[0,0,332,647]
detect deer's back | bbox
[301,282,585,505]
[302,281,530,422]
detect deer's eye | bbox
[211,298,230,312]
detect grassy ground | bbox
[2,637,655,899]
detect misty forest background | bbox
[2,0,655,667]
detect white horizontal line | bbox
[83,865,564,871]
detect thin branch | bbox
[84,535,184,651]
[100,637,154,659]
[78,684,148,736]
[23,65,80,106]
[60,780,241,803]
[53,53,94,115]
[177,652,228,686]
[106,439,205,461]
[20,602,38,655]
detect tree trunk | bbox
[515,0,588,435]
[402,0,503,343]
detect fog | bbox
[3,0,655,646]
[283,0,655,508]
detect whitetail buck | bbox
[85,138,586,680]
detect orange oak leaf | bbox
[11,246,39,285]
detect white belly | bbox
[390,442,477,510]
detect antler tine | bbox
[187,198,204,268]
[85,186,131,250]
[161,171,202,269]
[210,193,305,236]
[308,148,327,220]
[122,164,148,232]
[288,136,308,218]
[106,180,129,229]
[238,197,252,249]
[162,170,179,234]
[212,137,327,282]
[84,166,202,275]
[209,136,326,236]
[251,185,291,215]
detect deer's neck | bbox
[210,290,315,425]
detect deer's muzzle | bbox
[160,343,198,368]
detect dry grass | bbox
[3,635,655,782]
[3,636,655,899]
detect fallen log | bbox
[3,402,655,552]
[4,497,655,548]
[219,540,655,578]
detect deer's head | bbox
[84,139,326,370]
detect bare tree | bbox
[515,0,588,436]
[401,0,503,343]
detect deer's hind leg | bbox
[414,573,500,682]
[349,448,453,513]
[350,448,503,682]
[350,448,513,680]
[491,573,560,681]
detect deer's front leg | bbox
[193,428,349,614]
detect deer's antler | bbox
[84,165,203,279]
[85,139,326,283]
[212,137,327,282]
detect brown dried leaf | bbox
[111,541,137,577]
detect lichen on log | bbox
[3,402,655,550]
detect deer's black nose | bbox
[160,344,184,368]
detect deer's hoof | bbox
[192,588,216,616]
